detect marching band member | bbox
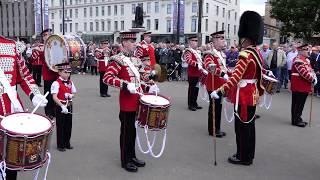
[183,36,208,111]
[0,36,48,180]
[290,44,317,127]
[95,39,111,97]
[103,31,159,172]
[30,41,43,87]
[135,32,156,68]
[210,11,265,166]
[204,30,229,137]
[51,63,77,151]
[35,28,59,119]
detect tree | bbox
[269,0,320,42]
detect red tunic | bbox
[218,47,265,121]
[56,78,73,103]
[290,55,314,93]
[103,53,149,111]
[203,51,228,91]
[183,48,202,77]
[30,44,44,66]
[0,36,41,115]
[95,47,110,72]
[135,41,156,67]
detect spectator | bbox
[309,46,320,96]
[286,43,298,81]
[180,45,188,81]
[260,43,271,68]
[226,46,239,68]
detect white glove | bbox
[210,91,220,99]
[32,94,48,107]
[13,106,24,113]
[202,69,208,75]
[313,77,318,86]
[148,84,160,94]
[126,83,137,94]
[61,105,69,114]
[208,64,216,73]
[223,74,229,80]
[267,70,274,77]
[197,63,203,70]
[64,93,74,99]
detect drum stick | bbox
[31,92,49,114]
[309,91,313,127]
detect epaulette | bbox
[239,51,249,59]
[16,41,26,55]
[109,54,125,66]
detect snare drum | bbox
[136,94,171,130]
[262,74,278,94]
[0,113,53,170]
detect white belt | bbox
[235,79,257,112]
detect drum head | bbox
[1,113,52,135]
[141,95,170,106]
[44,34,68,72]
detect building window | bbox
[222,22,224,31]
[69,9,72,18]
[114,21,118,31]
[96,22,99,31]
[147,2,151,14]
[227,24,230,35]
[132,4,136,14]
[102,21,105,31]
[222,8,225,17]
[228,10,230,19]
[121,5,124,15]
[234,25,236,35]
[90,7,92,17]
[84,0,87,3]
[64,23,67,32]
[90,22,93,31]
[235,0,238,5]
[216,21,218,32]
[75,9,78,18]
[101,6,105,16]
[51,13,54,19]
[132,20,135,28]
[114,5,117,15]
[96,7,99,16]
[70,0,72,5]
[154,19,159,30]
[206,3,209,13]
[167,3,172,14]
[191,18,197,32]
[166,20,171,32]
[155,2,159,13]
[205,19,208,32]
[107,21,111,31]
[84,22,87,31]
[60,24,63,32]
[51,0,54,6]
[192,2,197,13]
[108,6,111,16]
[75,23,78,32]
[235,12,237,21]
[147,19,151,30]
[59,10,62,19]
[60,0,62,6]
[84,8,87,17]
[216,6,219,16]
[121,21,124,30]
[70,23,72,32]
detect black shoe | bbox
[37,84,42,87]
[66,146,74,150]
[105,94,111,97]
[122,162,138,172]
[276,90,280,93]
[188,107,197,111]
[293,122,307,127]
[216,131,226,138]
[131,158,145,167]
[100,94,107,97]
[196,106,203,109]
[228,155,252,166]
[57,148,66,152]
[255,114,261,119]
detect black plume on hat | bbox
[238,11,264,45]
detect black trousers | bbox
[55,105,73,148]
[207,91,222,134]
[44,80,55,117]
[2,169,17,180]
[91,66,98,75]
[235,105,256,162]
[291,91,308,125]
[32,65,42,86]
[119,111,136,166]
[99,72,109,95]
[188,76,199,108]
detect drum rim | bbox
[5,152,50,171]
[262,74,278,82]
[139,93,171,107]
[44,34,68,72]
[0,112,54,136]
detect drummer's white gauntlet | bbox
[313,77,318,86]
[64,93,74,99]
[267,70,274,77]
[149,84,160,94]
[126,83,137,94]
[61,105,69,114]
[32,94,48,107]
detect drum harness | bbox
[123,55,167,158]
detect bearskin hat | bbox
[238,11,264,45]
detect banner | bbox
[34,0,49,35]
[173,0,185,35]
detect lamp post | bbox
[176,0,181,44]
[197,0,203,46]
[62,0,65,35]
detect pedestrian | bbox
[286,43,298,81]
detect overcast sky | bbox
[240,0,266,16]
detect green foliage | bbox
[269,0,320,41]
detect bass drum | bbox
[44,34,86,72]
